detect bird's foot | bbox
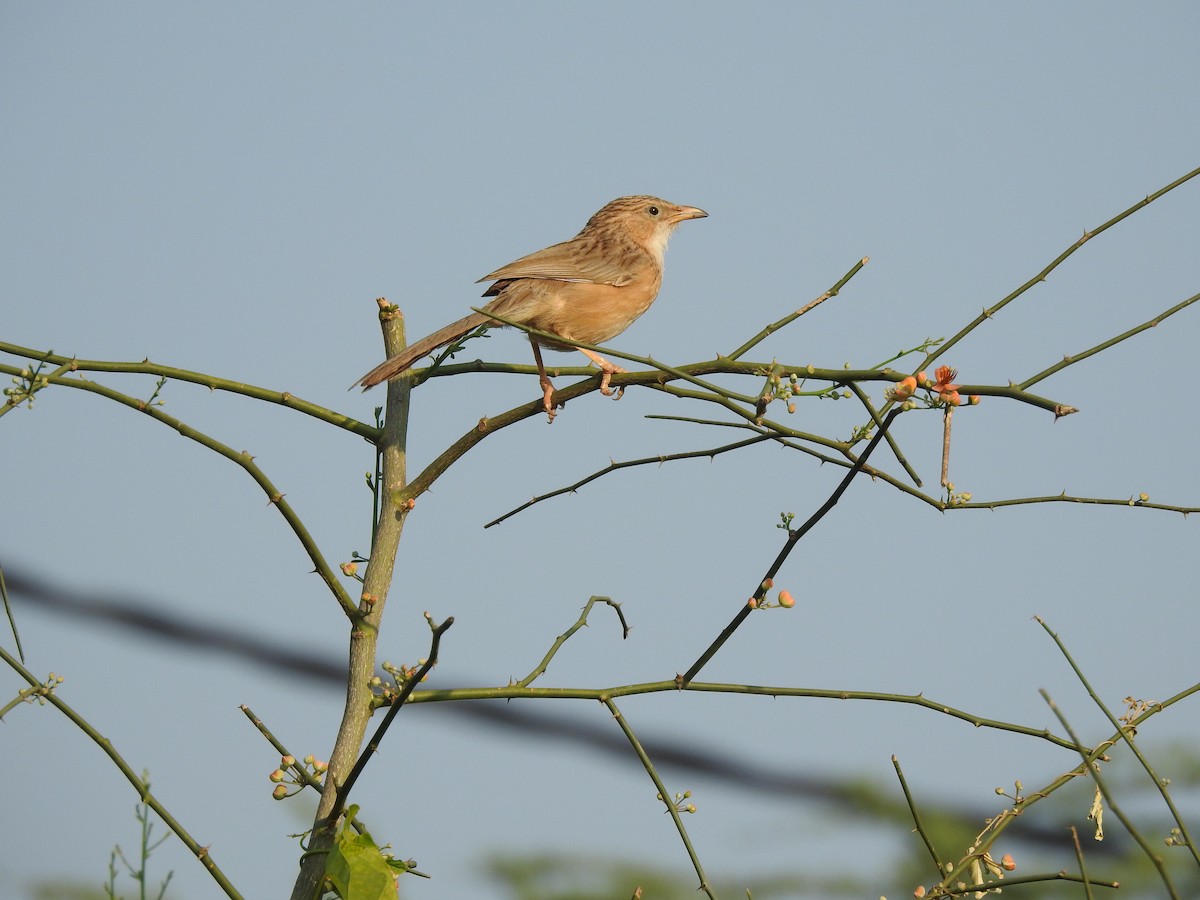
[598,365,627,399]
[540,376,558,423]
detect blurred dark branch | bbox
[3,562,1126,857]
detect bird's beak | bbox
[668,205,708,223]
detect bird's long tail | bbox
[356,311,497,389]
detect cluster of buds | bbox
[22,672,66,706]
[888,366,979,409]
[994,779,1024,801]
[760,370,805,415]
[944,482,973,506]
[269,754,328,800]
[656,790,697,814]
[914,852,1014,898]
[4,367,50,409]
[746,579,796,610]
[370,660,428,705]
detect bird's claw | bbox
[598,365,627,399]
[540,377,558,423]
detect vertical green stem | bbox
[289,302,410,900]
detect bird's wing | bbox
[477,237,642,288]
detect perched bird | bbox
[356,195,706,419]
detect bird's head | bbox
[585,195,707,263]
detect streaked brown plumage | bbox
[356,195,706,419]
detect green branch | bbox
[1,646,243,899]
[727,256,869,360]
[920,164,1200,372]
[0,342,378,440]
[0,365,358,616]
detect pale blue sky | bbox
[3,4,1199,898]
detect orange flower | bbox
[932,365,960,393]
[890,375,919,401]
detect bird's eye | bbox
[648,205,660,216]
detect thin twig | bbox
[892,755,945,873]
[411,356,1076,417]
[1071,826,1097,900]
[645,415,1198,517]
[1021,290,1200,389]
[468,307,760,406]
[919,164,1200,374]
[941,404,953,488]
[935,678,1200,889]
[681,409,902,686]
[0,341,378,440]
[1037,616,1200,867]
[603,697,715,899]
[951,494,1198,515]
[1040,686,1178,899]
[844,380,922,486]
[485,436,778,528]
[941,872,1118,895]
[727,257,869,360]
[331,615,453,823]
[0,367,358,617]
[0,563,22,663]
[240,705,326,792]
[517,597,630,687]
[0,645,243,899]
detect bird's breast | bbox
[485,271,663,347]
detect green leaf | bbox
[323,811,402,900]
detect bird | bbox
[355,195,707,419]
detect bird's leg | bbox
[529,341,558,421]
[578,348,626,400]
